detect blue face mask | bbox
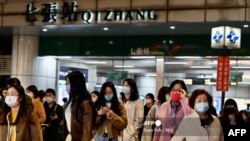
[195,102,209,113]
[122,86,130,94]
[105,93,113,101]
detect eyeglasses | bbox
[6,92,19,97]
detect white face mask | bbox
[43,97,53,104]
[122,86,130,94]
[146,99,152,105]
[92,97,97,103]
[26,92,34,98]
[5,96,19,107]
[166,94,171,102]
[66,84,70,94]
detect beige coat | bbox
[171,111,224,141]
[141,104,156,141]
[121,99,144,141]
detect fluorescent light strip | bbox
[231,66,250,69]
[175,56,202,59]
[165,62,188,65]
[208,61,236,65]
[238,82,250,85]
[114,66,134,68]
[85,61,107,64]
[55,56,72,59]
[190,66,212,69]
[130,56,156,59]
[145,73,157,77]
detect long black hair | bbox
[157,86,170,104]
[220,99,243,127]
[96,81,122,126]
[123,78,139,101]
[65,71,95,127]
[65,71,91,101]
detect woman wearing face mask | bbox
[153,80,192,141]
[0,85,43,141]
[94,81,127,141]
[121,78,144,141]
[141,93,156,141]
[155,86,170,118]
[91,91,100,106]
[64,71,95,141]
[219,99,248,141]
[171,89,223,141]
[26,85,46,124]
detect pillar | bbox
[156,56,164,96]
[11,34,39,89]
[11,29,57,90]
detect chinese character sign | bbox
[25,2,157,24]
[211,26,241,49]
[216,56,230,91]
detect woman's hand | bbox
[97,107,106,115]
[102,107,113,119]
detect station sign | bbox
[26,1,158,24]
[211,26,241,49]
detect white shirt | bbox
[65,102,72,133]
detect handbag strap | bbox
[48,104,58,127]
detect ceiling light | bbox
[190,66,212,68]
[175,56,202,59]
[231,66,250,69]
[114,66,134,68]
[165,62,188,65]
[103,27,109,31]
[130,56,156,59]
[243,24,249,28]
[208,60,236,65]
[42,28,48,32]
[109,41,113,44]
[55,56,72,59]
[238,82,250,85]
[170,26,175,29]
[145,73,157,77]
[85,61,107,64]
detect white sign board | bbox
[211,26,241,49]
[211,26,225,49]
[225,26,241,49]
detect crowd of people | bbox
[0,71,250,141]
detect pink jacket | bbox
[153,97,192,141]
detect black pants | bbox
[43,126,63,141]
